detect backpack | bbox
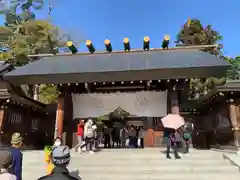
[183,133,191,140]
[85,127,94,138]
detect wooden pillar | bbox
[56,94,64,138]
[0,104,5,132]
[170,91,180,114]
[228,99,240,151]
[144,117,154,147]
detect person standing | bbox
[120,127,128,148]
[183,126,191,153]
[138,126,144,148]
[74,120,85,153]
[38,146,78,180]
[44,137,63,175]
[166,129,181,159]
[103,125,111,148]
[83,119,95,154]
[128,126,137,148]
[0,151,17,180]
[7,133,23,180]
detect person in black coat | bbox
[166,129,181,159]
[38,146,79,180]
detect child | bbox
[44,137,62,175]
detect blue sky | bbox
[1,0,239,57]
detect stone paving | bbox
[22,148,240,180]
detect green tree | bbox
[39,84,59,104]
[0,1,70,104]
[176,19,227,99]
[0,0,44,22]
[176,19,222,46]
[225,56,240,80]
[0,20,66,65]
[0,20,68,103]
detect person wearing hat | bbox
[0,151,17,180]
[7,133,23,180]
[38,146,78,180]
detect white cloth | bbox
[0,169,16,180]
[125,138,129,146]
[84,119,95,138]
[72,91,167,118]
[137,138,141,147]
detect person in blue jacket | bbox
[7,133,23,180]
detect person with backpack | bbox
[83,118,95,154]
[183,126,191,153]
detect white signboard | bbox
[72,91,167,118]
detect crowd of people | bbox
[103,125,145,149]
[0,119,191,180]
[0,132,78,180]
[0,133,23,180]
[74,118,145,153]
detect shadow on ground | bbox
[70,170,82,180]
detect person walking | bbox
[74,120,85,153]
[166,129,181,159]
[83,119,95,154]
[7,133,23,180]
[38,146,79,180]
[0,151,17,180]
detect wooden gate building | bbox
[0,62,55,149]
[3,43,233,148]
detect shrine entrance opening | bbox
[72,91,167,148]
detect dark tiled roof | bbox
[0,63,45,108]
[4,49,229,85]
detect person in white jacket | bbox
[0,151,16,180]
[84,118,95,154]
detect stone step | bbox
[24,154,224,161]
[23,159,230,168]
[24,161,231,168]
[23,172,240,180]
[22,149,239,180]
[23,149,223,156]
[24,165,239,173]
